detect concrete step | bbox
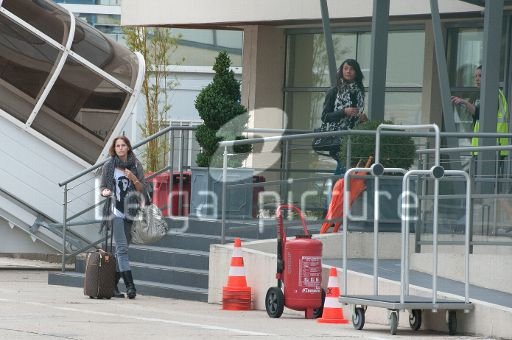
[73,257,208,289]
[48,271,208,302]
[129,245,209,270]
[74,247,210,272]
[130,261,209,289]
[152,232,232,251]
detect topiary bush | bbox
[339,120,416,169]
[195,52,252,167]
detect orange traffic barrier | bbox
[317,267,349,324]
[222,238,252,310]
[321,157,373,234]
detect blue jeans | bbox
[334,160,346,176]
[113,217,131,272]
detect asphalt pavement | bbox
[0,262,492,339]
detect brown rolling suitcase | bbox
[83,227,116,299]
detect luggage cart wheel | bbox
[265,287,284,318]
[389,311,398,335]
[409,309,422,331]
[312,288,326,319]
[352,307,365,330]
[447,311,457,335]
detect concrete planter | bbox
[190,167,254,219]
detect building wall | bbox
[0,219,54,254]
[121,0,482,27]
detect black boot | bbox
[113,272,125,298]
[121,270,136,299]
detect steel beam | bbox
[429,0,462,171]
[477,0,504,193]
[320,0,337,87]
[367,0,389,121]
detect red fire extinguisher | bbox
[265,204,325,319]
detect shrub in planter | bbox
[339,120,416,170]
[339,120,417,231]
[195,51,252,168]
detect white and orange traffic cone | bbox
[222,238,252,310]
[317,267,349,324]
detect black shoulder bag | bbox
[311,120,344,155]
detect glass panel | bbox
[451,89,478,133]
[357,31,425,88]
[215,30,243,49]
[0,15,60,122]
[384,92,422,124]
[174,28,214,45]
[72,19,136,87]
[32,56,128,163]
[387,31,425,87]
[75,14,120,26]
[284,91,327,129]
[448,28,483,87]
[2,0,71,45]
[286,33,357,88]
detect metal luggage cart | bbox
[339,124,473,335]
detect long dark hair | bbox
[337,58,364,93]
[108,135,134,157]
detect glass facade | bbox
[0,14,60,123]
[0,0,141,163]
[285,29,425,130]
[447,23,509,134]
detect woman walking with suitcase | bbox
[100,136,145,299]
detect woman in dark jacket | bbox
[100,136,145,299]
[321,58,367,173]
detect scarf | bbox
[334,81,362,112]
[100,153,141,233]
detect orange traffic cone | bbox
[317,267,349,324]
[222,238,252,310]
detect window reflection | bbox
[2,0,71,45]
[32,55,128,163]
[284,29,425,129]
[384,92,422,125]
[0,15,60,122]
[286,33,357,88]
[0,0,139,164]
[72,19,136,86]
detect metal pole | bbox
[178,130,186,214]
[319,0,337,87]
[478,0,504,188]
[400,173,410,304]
[429,0,463,174]
[342,169,352,293]
[169,129,175,215]
[282,140,290,203]
[346,136,352,170]
[221,146,228,244]
[463,171,471,304]
[61,185,68,272]
[432,176,439,310]
[367,0,390,121]
[373,174,379,295]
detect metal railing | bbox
[219,128,512,248]
[56,125,197,272]
[54,124,512,271]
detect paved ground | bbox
[0,268,492,340]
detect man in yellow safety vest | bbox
[451,65,509,157]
